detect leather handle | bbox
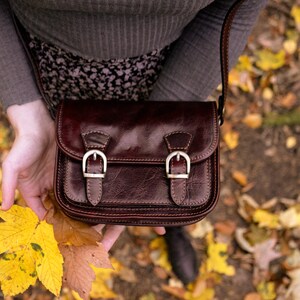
[218,0,246,125]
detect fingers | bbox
[154,227,166,235]
[101,225,125,251]
[25,195,47,220]
[1,160,18,211]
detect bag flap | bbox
[56,100,219,164]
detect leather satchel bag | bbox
[12,0,246,226]
[53,0,246,226]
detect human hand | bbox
[1,100,56,219]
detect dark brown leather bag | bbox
[53,0,246,226]
[12,0,246,226]
[55,100,219,226]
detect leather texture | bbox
[54,100,220,226]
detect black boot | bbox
[164,226,199,285]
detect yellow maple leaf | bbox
[33,221,64,296]
[0,205,63,297]
[255,49,286,72]
[253,209,280,229]
[205,233,235,276]
[0,245,39,295]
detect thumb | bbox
[24,195,47,220]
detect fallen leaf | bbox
[59,244,112,300]
[286,269,300,299]
[205,233,235,276]
[244,292,262,300]
[229,69,254,93]
[237,55,253,72]
[279,207,300,228]
[253,209,280,229]
[0,123,12,150]
[33,221,64,296]
[119,267,137,283]
[45,195,102,246]
[223,131,239,150]
[162,284,186,299]
[89,257,122,299]
[149,237,172,272]
[187,220,214,239]
[283,39,297,55]
[238,194,259,222]
[262,87,274,101]
[284,249,300,270]
[214,220,236,236]
[244,224,270,246]
[256,281,276,300]
[0,206,63,296]
[139,293,156,300]
[255,49,286,71]
[291,5,300,30]
[254,239,281,270]
[279,92,297,109]
[243,114,263,129]
[232,171,248,187]
[286,136,297,149]
[184,288,215,300]
[235,228,255,253]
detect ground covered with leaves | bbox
[0,1,299,299]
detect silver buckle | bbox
[82,150,107,178]
[166,151,191,179]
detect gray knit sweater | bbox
[0,0,267,111]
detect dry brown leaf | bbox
[161,284,186,299]
[244,292,262,300]
[119,267,137,283]
[235,228,255,253]
[286,136,297,149]
[153,266,168,280]
[243,114,263,129]
[223,130,239,150]
[44,195,102,246]
[238,194,259,211]
[214,220,237,236]
[59,244,112,300]
[232,171,248,187]
[279,92,297,109]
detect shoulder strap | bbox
[219,0,246,125]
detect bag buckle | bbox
[82,150,107,178]
[166,151,191,179]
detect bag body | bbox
[54,100,219,226]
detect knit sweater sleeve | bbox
[0,0,41,111]
[149,0,267,101]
